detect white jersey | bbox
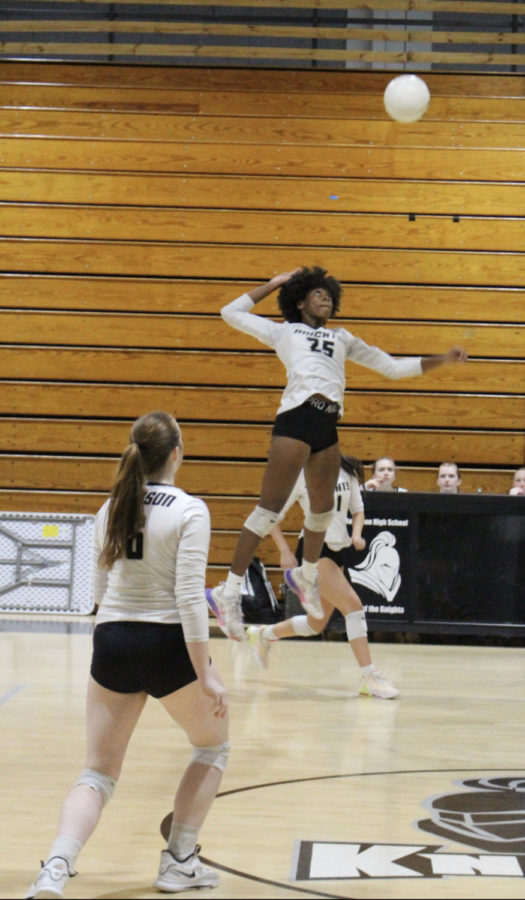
[92,483,210,643]
[222,294,423,416]
[279,467,364,551]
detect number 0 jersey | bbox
[222,293,423,416]
[92,483,210,642]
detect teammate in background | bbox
[26,412,228,899]
[437,462,462,494]
[363,457,408,492]
[248,455,398,699]
[207,266,468,642]
[509,467,525,496]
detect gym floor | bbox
[2,616,525,899]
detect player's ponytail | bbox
[99,411,181,568]
[340,454,365,485]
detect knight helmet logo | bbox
[348,530,401,602]
[418,777,525,853]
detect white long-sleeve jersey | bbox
[92,483,210,643]
[279,468,364,551]
[222,293,423,416]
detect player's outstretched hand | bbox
[269,268,303,289]
[444,346,468,365]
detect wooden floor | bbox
[1,616,525,899]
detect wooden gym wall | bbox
[0,61,524,586]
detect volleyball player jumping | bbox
[207,266,467,641]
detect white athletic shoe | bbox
[247,624,272,669]
[359,669,400,700]
[26,856,75,899]
[284,566,323,619]
[206,583,246,641]
[154,846,220,893]
[205,585,228,638]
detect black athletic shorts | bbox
[295,536,344,568]
[90,621,199,698]
[272,396,339,453]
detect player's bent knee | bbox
[191,741,230,772]
[291,615,319,637]
[304,509,333,532]
[75,768,117,806]
[244,505,281,539]
[345,610,368,641]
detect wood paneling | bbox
[2,417,523,463]
[5,203,525,252]
[0,477,516,521]
[5,83,525,123]
[2,276,525,324]
[0,62,524,99]
[3,47,525,67]
[2,171,525,217]
[0,63,524,97]
[7,41,525,68]
[3,240,525,291]
[0,346,521,393]
[0,62,522,565]
[4,18,525,48]
[2,137,524,181]
[0,387,523,429]
[0,310,522,357]
[0,456,259,495]
[5,108,525,148]
[0,455,519,496]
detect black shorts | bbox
[296,536,344,568]
[90,621,199,699]
[272,397,339,453]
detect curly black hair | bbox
[277,266,342,323]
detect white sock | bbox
[168,821,199,861]
[301,560,318,582]
[224,572,243,595]
[360,663,375,677]
[261,625,277,641]
[47,835,82,869]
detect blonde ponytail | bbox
[99,411,180,569]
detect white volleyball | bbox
[383,74,430,123]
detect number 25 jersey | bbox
[221,293,422,417]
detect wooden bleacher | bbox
[0,61,523,588]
